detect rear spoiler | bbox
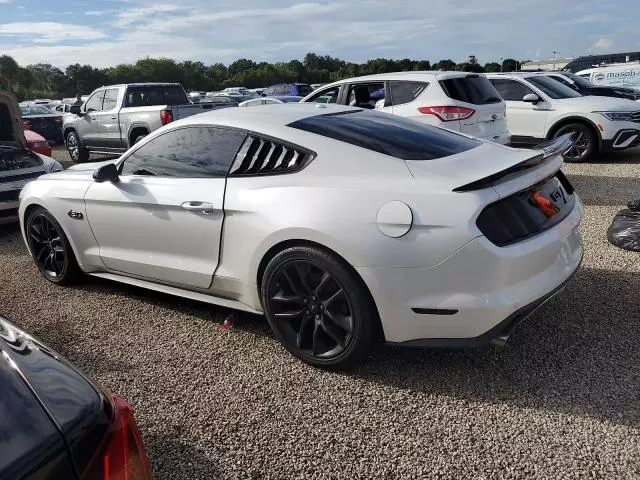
[452,133,574,193]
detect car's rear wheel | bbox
[261,246,376,368]
[26,207,82,285]
[554,123,596,163]
[66,130,89,163]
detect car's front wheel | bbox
[66,130,89,163]
[261,246,377,368]
[26,207,82,285]
[555,123,597,163]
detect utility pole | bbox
[500,57,504,72]
[553,50,557,70]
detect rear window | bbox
[288,110,480,160]
[296,84,313,96]
[439,75,502,105]
[125,85,188,107]
[19,106,52,116]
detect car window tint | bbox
[389,81,428,106]
[296,84,313,96]
[120,127,247,177]
[439,76,502,104]
[288,110,480,160]
[125,86,188,107]
[527,76,582,99]
[306,86,340,104]
[551,76,573,87]
[102,89,119,111]
[85,91,104,112]
[488,79,534,101]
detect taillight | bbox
[31,141,48,149]
[159,110,173,125]
[22,120,32,129]
[82,395,153,480]
[417,106,475,122]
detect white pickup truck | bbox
[62,83,234,162]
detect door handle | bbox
[181,201,215,214]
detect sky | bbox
[0,0,639,69]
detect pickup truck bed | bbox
[62,83,235,162]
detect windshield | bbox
[20,106,53,116]
[527,76,582,99]
[562,72,593,88]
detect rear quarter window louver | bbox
[228,135,314,176]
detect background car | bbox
[301,72,511,144]
[19,104,581,368]
[19,104,64,144]
[0,315,153,479]
[543,71,640,101]
[24,129,52,156]
[263,82,314,97]
[238,96,302,106]
[487,72,640,162]
[1,90,62,223]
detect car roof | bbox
[320,70,479,87]
[176,103,355,129]
[486,72,550,78]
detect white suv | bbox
[487,72,640,162]
[300,72,510,144]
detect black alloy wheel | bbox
[27,208,81,285]
[261,247,376,368]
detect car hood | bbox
[556,95,640,111]
[0,91,27,148]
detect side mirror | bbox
[523,93,540,104]
[70,105,82,115]
[93,163,119,183]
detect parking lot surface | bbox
[1,148,639,479]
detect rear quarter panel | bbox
[218,136,494,295]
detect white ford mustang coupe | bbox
[19,104,583,367]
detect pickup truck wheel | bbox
[133,134,147,145]
[66,131,89,163]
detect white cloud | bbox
[0,22,108,43]
[593,36,614,52]
[1,0,640,68]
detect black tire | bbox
[66,130,89,163]
[26,207,82,285]
[261,246,377,368]
[133,134,147,145]
[554,123,597,163]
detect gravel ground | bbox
[2,147,640,479]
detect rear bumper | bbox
[357,198,583,344]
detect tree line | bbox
[0,53,524,101]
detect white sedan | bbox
[239,96,303,107]
[18,104,583,367]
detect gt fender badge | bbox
[68,210,83,220]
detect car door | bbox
[83,126,247,289]
[343,81,389,111]
[95,87,124,149]
[489,78,548,141]
[77,90,104,147]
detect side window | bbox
[489,79,534,101]
[389,81,428,106]
[347,83,384,108]
[84,91,105,112]
[102,89,119,111]
[120,127,247,178]
[305,86,340,104]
